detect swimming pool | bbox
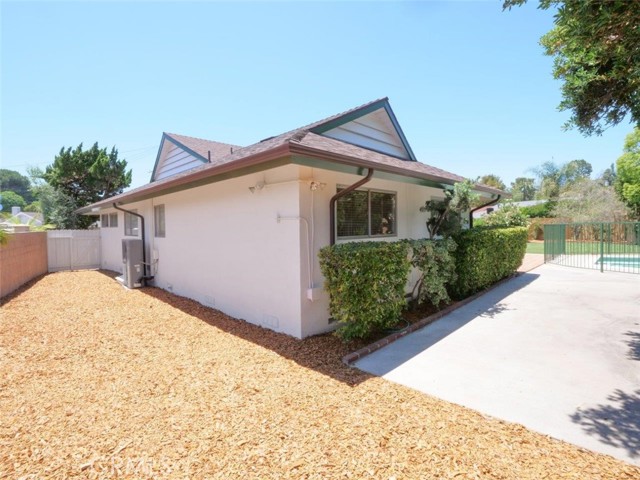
[597,256,640,266]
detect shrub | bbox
[483,202,529,228]
[410,238,457,308]
[521,201,556,218]
[318,241,411,341]
[450,227,528,298]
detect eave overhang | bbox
[78,142,506,214]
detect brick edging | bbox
[342,272,523,365]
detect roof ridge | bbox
[164,97,389,157]
[164,132,241,148]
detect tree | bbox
[28,167,83,229]
[42,143,132,228]
[504,1,640,135]
[509,177,536,201]
[536,177,560,200]
[616,128,640,218]
[553,178,628,222]
[561,159,592,185]
[0,169,33,203]
[420,180,478,238]
[478,174,506,191]
[531,159,593,199]
[0,191,26,212]
[598,163,617,187]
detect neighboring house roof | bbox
[79,98,505,213]
[510,200,547,207]
[9,212,44,226]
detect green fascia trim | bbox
[311,99,388,134]
[149,133,209,182]
[292,155,446,189]
[119,157,291,206]
[149,133,168,183]
[310,99,418,162]
[382,103,418,162]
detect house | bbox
[78,98,502,339]
[472,199,547,218]
[0,207,44,229]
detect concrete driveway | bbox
[355,264,640,465]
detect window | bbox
[336,187,396,238]
[154,204,165,238]
[101,214,109,228]
[124,210,139,236]
[109,213,118,227]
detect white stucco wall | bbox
[295,166,447,338]
[97,163,454,339]
[100,164,304,338]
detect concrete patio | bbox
[355,264,640,465]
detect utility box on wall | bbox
[122,238,143,288]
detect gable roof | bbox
[150,133,241,181]
[79,99,505,213]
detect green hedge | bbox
[450,227,528,298]
[318,241,411,340]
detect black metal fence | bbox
[544,222,640,274]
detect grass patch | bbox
[526,241,544,254]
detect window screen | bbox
[109,213,118,227]
[370,191,396,235]
[336,189,368,237]
[101,214,109,228]
[336,188,397,238]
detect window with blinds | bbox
[336,187,396,238]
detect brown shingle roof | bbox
[292,132,467,184]
[79,99,505,212]
[164,132,240,162]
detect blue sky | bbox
[1,1,634,191]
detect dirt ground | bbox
[1,271,638,479]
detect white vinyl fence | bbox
[47,230,101,272]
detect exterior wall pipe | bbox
[469,194,501,228]
[329,168,374,245]
[113,203,150,281]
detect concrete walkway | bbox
[355,264,640,465]
[518,253,544,273]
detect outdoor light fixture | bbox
[248,181,266,194]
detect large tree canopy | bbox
[44,142,132,206]
[616,128,640,218]
[0,169,33,203]
[532,159,593,199]
[509,177,536,201]
[478,174,507,191]
[553,178,628,222]
[505,0,640,136]
[41,143,132,228]
[0,191,26,212]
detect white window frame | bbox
[124,210,139,236]
[154,204,165,238]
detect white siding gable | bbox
[154,140,205,181]
[322,108,411,160]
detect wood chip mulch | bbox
[1,271,638,479]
